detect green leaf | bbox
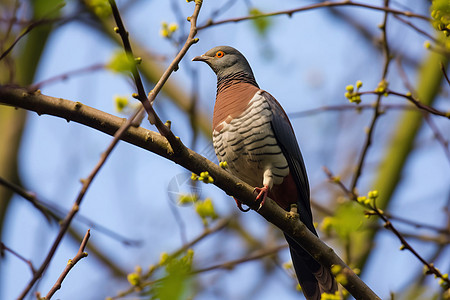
[33,0,66,19]
[107,50,134,74]
[331,202,365,240]
[249,8,272,36]
[33,0,65,18]
[85,0,112,18]
[154,250,194,300]
[194,198,218,226]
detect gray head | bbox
[192,46,256,81]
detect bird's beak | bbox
[192,55,208,62]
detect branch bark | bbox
[44,229,91,299]
[0,86,380,300]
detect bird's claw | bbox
[254,185,269,211]
[233,185,269,212]
[286,204,299,219]
[234,197,251,212]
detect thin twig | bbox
[289,103,415,118]
[399,232,450,245]
[0,0,20,50]
[0,243,36,275]
[113,218,230,299]
[441,62,450,87]
[192,244,287,274]
[0,176,51,222]
[377,214,450,286]
[198,0,428,30]
[0,4,65,61]
[385,212,450,235]
[393,15,439,44]
[114,244,288,299]
[0,175,140,245]
[327,4,419,68]
[387,89,450,118]
[29,63,106,90]
[423,114,450,165]
[354,90,450,118]
[350,0,392,192]
[108,0,202,152]
[323,166,450,287]
[0,19,52,61]
[44,229,91,300]
[395,58,450,165]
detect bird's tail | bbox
[284,234,337,300]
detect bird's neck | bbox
[216,71,259,95]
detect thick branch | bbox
[0,87,380,299]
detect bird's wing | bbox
[264,91,338,299]
[263,91,315,234]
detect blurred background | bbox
[0,0,449,299]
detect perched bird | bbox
[193,46,337,299]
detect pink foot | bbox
[254,185,269,211]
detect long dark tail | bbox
[284,234,337,300]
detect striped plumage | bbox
[213,87,290,193]
[193,46,337,300]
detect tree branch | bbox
[43,229,91,300]
[323,167,450,288]
[0,176,51,222]
[108,0,202,152]
[114,218,231,298]
[0,242,36,275]
[0,86,380,300]
[198,0,428,30]
[350,0,392,193]
[355,90,450,118]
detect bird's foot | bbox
[233,197,251,212]
[254,185,269,211]
[286,204,299,220]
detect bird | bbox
[192,46,337,300]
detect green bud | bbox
[368,190,378,198]
[127,273,140,286]
[357,196,367,203]
[160,252,169,264]
[169,23,178,32]
[114,95,129,112]
[331,264,342,275]
[345,85,354,92]
[356,80,363,89]
[336,273,348,285]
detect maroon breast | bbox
[213,82,260,132]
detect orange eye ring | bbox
[215,50,224,58]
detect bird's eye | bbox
[215,51,224,58]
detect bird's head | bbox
[192,46,255,80]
